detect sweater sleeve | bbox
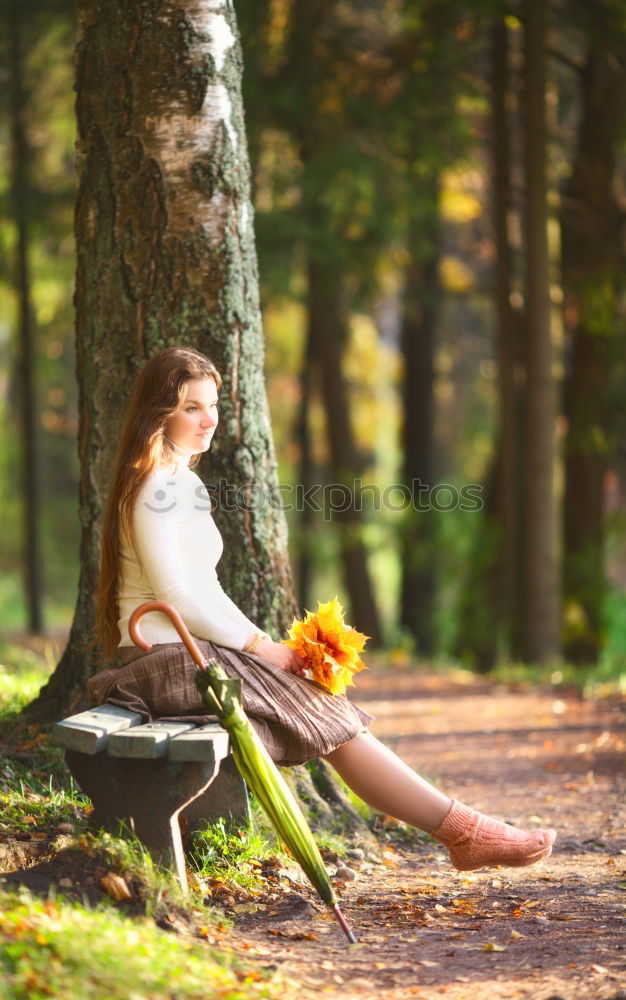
[130,478,258,650]
[213,575,272,640]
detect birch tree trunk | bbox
[27,0,296,720]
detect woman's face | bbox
[165,377,219,455]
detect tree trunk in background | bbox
[308,259,383,644]
[561,47,626,663]
[26,0,296,721]
[400,195,439,655]
[457,18,520,672]
[294,321,315,612]
[9,2,43,635]
[491,17,518,657]
[520,0,559,663]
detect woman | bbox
[90,346,556,872]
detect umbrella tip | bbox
[331,903,358,944]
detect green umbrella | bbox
[129,600,357,944]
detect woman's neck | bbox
[163,435,194,468]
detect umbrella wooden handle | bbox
[128,600,207,670]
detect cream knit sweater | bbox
[117,464,258,650]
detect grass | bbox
[189,816,290,892]
[0,771,89,836]
[0,639,59,716]
[0,889,286,1000]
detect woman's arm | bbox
[131,480,253,649]
[130,476,306,675]
[210,580,303,674]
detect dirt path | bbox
[229,665,626,1000]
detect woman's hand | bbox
[255,637,307,677]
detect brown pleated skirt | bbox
[87,640,374,767]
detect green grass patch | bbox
[190,816,287,891]
[0,639,56,716]
[0,888,286,1000]
[0,772,89,836]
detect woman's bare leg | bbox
[324,731,451,831]
[324,732,556,870]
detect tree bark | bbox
[26,0,296,721]
[307,258,383,645]
[9,1,44,635]
[520,0,560,663]
[561,47,625,662]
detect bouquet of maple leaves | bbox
[283,598,369,695]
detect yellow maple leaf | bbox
[283,598,369,695]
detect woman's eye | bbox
[186,406,197,412]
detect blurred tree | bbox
[0,0,77,630]
[520,0,560,663]
[561,1,626,662]
[294,320,316,610]
[27,0,296,721]
[489,14,520,661]
[239,0,387,641]
[308,257,383,642]
[388,0,475,655]
[6,0,43,632]
[455,11,524,670]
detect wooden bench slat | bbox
[51,705,143,755]
[108,721,196,759]
[169,723,230,762]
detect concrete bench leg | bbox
[181,756,250,833]
[65,751,220,893]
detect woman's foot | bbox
[431,800,556,871]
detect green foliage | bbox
[0,889,283,1000]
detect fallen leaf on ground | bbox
[100,871,132,901]
[268,928,318,940]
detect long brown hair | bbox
[95,346,222,658]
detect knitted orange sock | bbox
[432,800,556,871]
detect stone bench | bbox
[51,703,249,892]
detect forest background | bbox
[2,0,626,685]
